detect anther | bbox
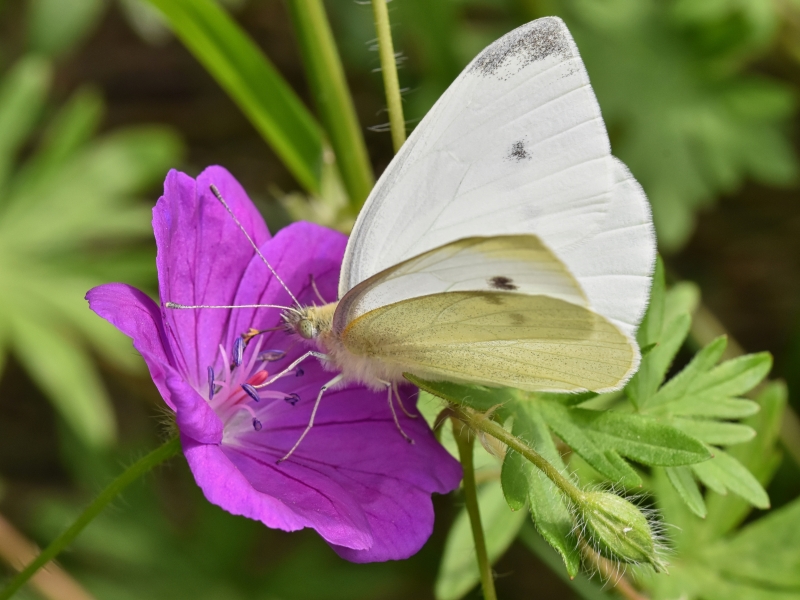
[242,383,261,403]
[252,418,263,431]
[258,349,286,362]
[233,337,245,367]
[284,393,300,406]
[207,366,215,400]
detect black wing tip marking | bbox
[508,140,530,162]
[469,17,571,79]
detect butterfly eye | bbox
[297,319,316,339]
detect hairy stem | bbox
[370,0,406,152]
[0,436,181,600]
[452,418,498,600]
[453,406,585,505]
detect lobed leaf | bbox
[692,449,770,509]
[0,57,51,193]
[665,465,707,518]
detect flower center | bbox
[204,337,303,438]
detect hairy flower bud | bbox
[577,491,665,572]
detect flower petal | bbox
[154,166,271,389]
[219,383,461,561]
[85,283,176,409]
[165,371,223,444]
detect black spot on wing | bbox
[509,313,526,325]
[469,17,570,79]
[489,276,518,291]
[508,140,530,162]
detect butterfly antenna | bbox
[209,184,300,306]
[165,302,292,310]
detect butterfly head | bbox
[281,304,336,341]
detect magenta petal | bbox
[154,167,271,389]
[225,384,461,561]
[183,435,373,549]
[165,372,223,444]
[85,283,176,409]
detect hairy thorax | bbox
[283,302,407,390]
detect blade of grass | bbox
[144,0,323,194]
[284,0,374,212]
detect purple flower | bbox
[86,166,461,562]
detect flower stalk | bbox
[451,418,498,600]
[371,0,406,152]
[0,436,181,600]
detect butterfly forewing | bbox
[339,17,615,300]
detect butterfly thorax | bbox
[281,302,407,390]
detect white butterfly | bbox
[174,17,656,459]
[282,17,655,391]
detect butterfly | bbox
[172,17,655,460]
[281,17,655,394]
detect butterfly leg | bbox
[308,273,327,305]
[277,373,344,464]
[381,380,414,445]
[255,351,329,388]
[392,382,418,419]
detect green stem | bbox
[0,436,181,600]
[370,0,406,152]
[453,406,585,506]
[285,0,374,211]
[452,419,498,600]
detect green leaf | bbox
[284,0,374,211]
[671,419,755,446]
[703,381,787,538]
[627,259,693,409]
[11,315,115,447]
[692,449,770,509]
[518,523,610,600]
[665,466,707,518]
[501,402,581,577]
[704,497,800,589]
[0,57,51,193]
[27,0,106,58]
[541,402,710,471]
[435,480,526,600]
[11,87,104,197]
[144,0,324,194]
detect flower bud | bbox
[577,491,665,572]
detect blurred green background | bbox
[0,0,799,598]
